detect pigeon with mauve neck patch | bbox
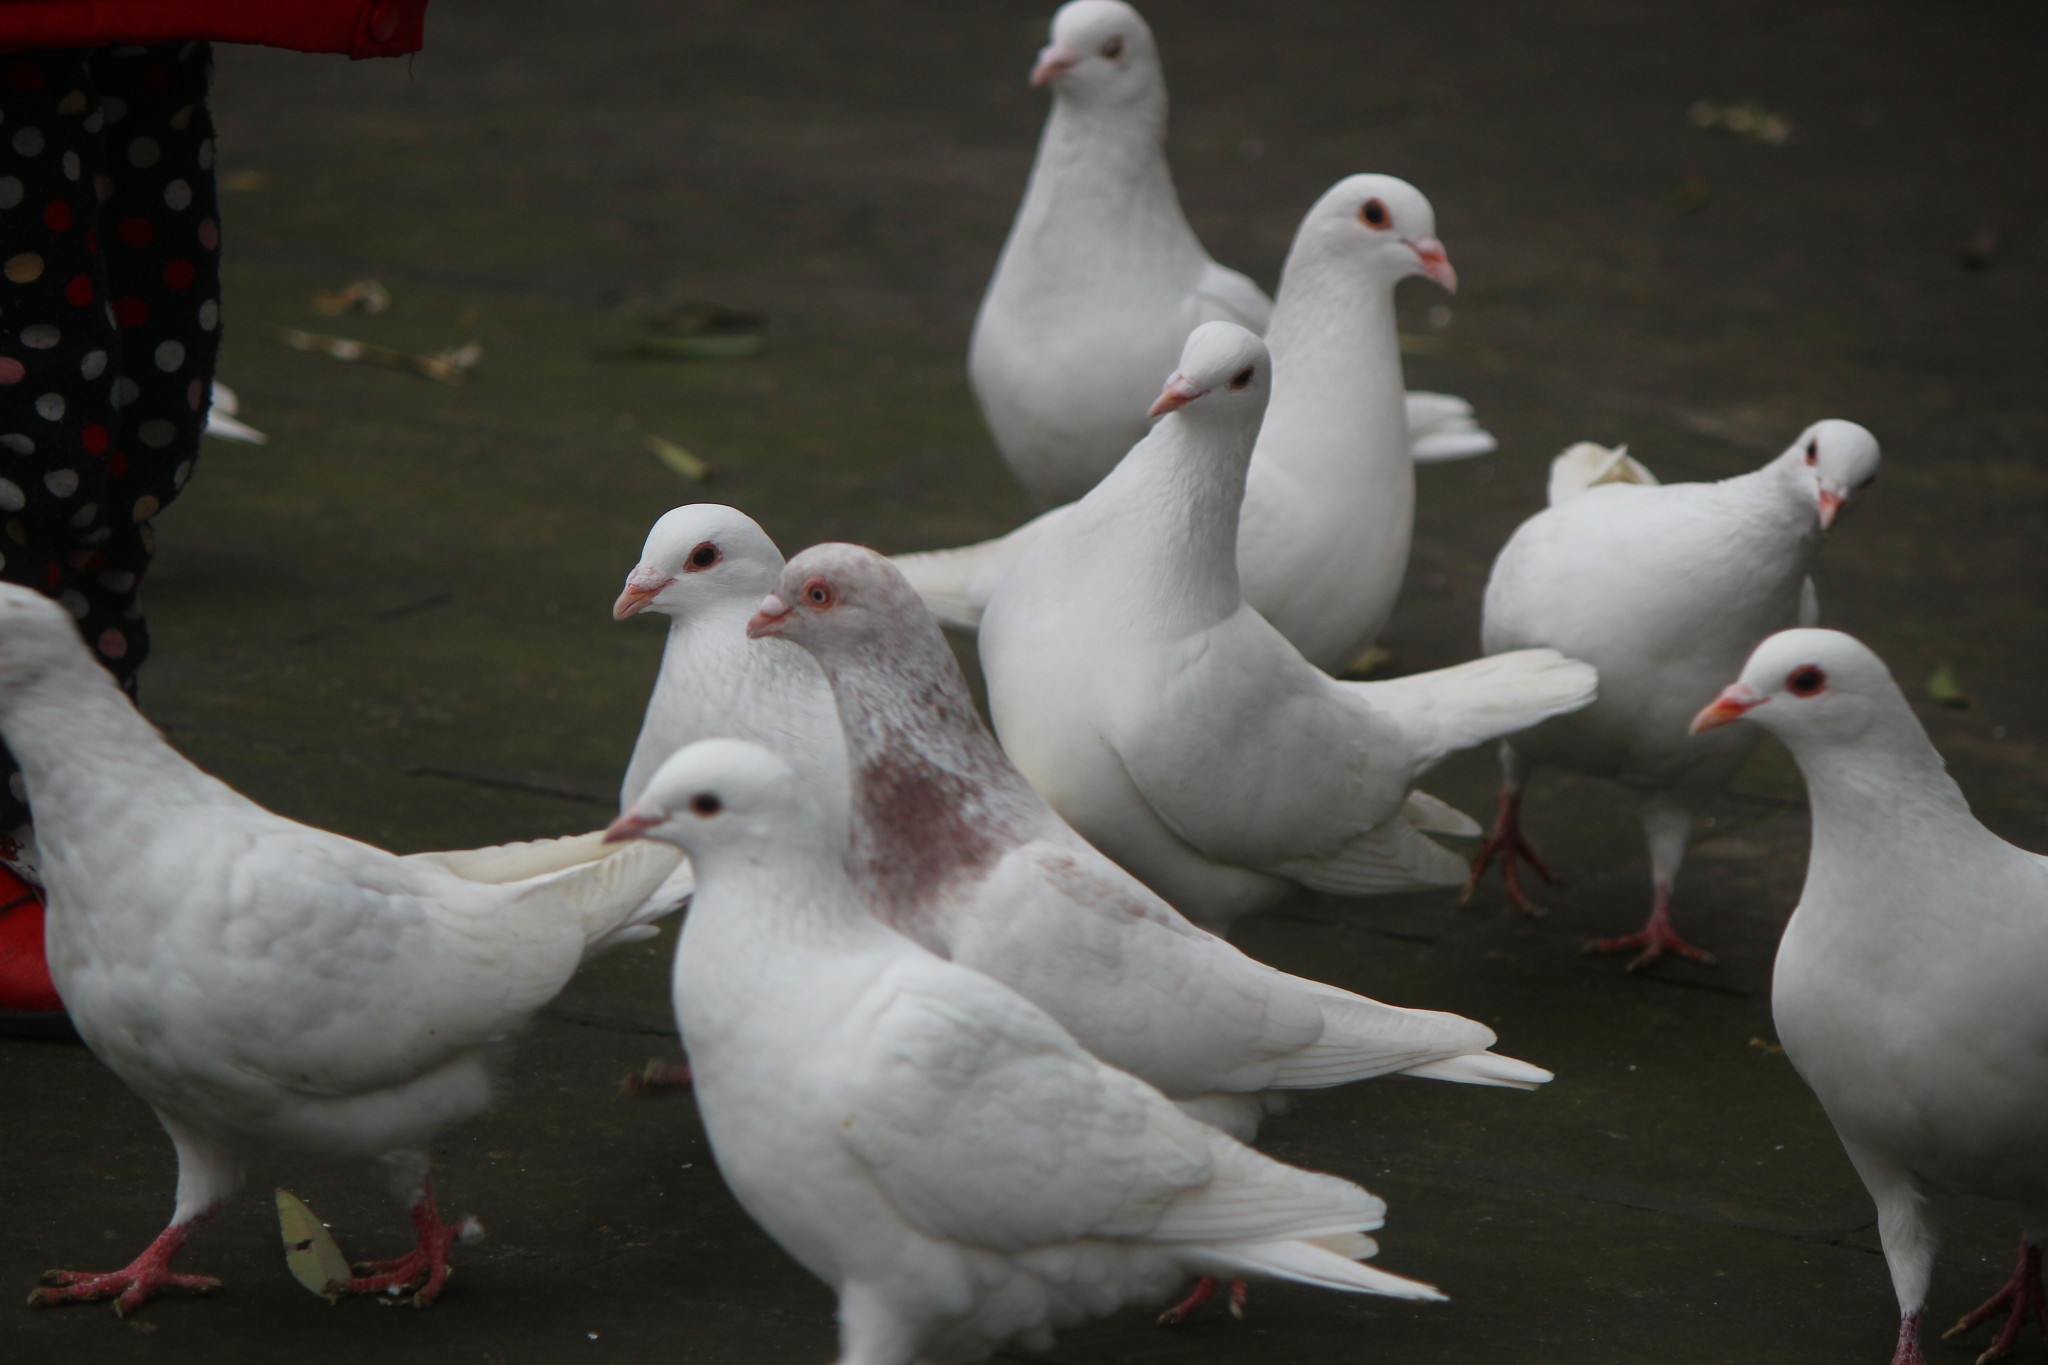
[1468,421,1881,969]
[607,737,1443,1365]
[968,0,1490,511]
[1693,628,2048,1365]
[913,171,1483,673]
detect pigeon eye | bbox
[803,577,835,607]
[1804,439,1819,466]
[685,542,722,571]
[1228,366,1255,389]
[1100,35,1124,59]
[690,792,723,817]
[1359,198,1389,229]
[1787,666,1827,697]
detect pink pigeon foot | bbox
[1584,893,1717,971]
[1944,1243,2046,1364]
[1892,1308,1927,1365]
[334,1180,470,1307]
[1156,1275,1249,1326]
[622,1058,694,1094]
[1460,789,1559,916]
[28,1217,222,1316]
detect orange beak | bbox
[1147,373,1206,419]
[612,574,673,620]
[1409,236,1457,292]
[1030,43,1082,86]
[1817,486,1845,531]
[1690,683,1766,733]
[603,809,661,844]
[746,593,793,639]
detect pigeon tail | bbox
[1273,816,1469,897]
[1404,391,1497,464]
[1196,1237,1444,1302]
[1401,1050,1553,1090]
[402,829,612,884]
[890,510,1064,632]
[1352,648,1600,775]
[1545,441,1658,506]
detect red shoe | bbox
[0,867,74,1039]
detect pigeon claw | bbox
[1582,912,1718,972]
[332,1179,463,1308]
[1942,1242,2045,1365]
[621,1058,695,1095]
[1460,789,1559,917]
[27,1219,220,1315]
[1156,1276,1250,1327]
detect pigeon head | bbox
[1291,173,1455,292]
[1778,420,1880,531]
[0,584,94,700]
[746,543,930,663]
[1147,322,1272,423]
[1691,628,1902,746]
[605,738,821,858]
[1033,0,1161,106]
[614,504,785,621]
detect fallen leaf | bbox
[275,1189,350,1302]
[1747,1036,1785,1055]
[1927,663,1972,709]
[644,434,713,482]
[313,280,392,316]
[264,325,481,385]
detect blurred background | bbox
[6,2,2046,1361]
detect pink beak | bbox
[1690,683,1766,733]
[1148,373,1206,419]
[1030,43,1082,86]
[603,809,661,844]
[746,592,793,639]
[612,571,674,621]
[1817,487,1845,531]
[1409,236,1457,292]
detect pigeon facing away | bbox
[612,504,845,823]
[974,324,1598,931]
[608,738,1445,1364]
[968,0,1490,509]
[911,172,1478,674]
[1,585,684,1314]
[1469,422,1881,968]
[750,540,1551,1145]
[1693,629,2048,1365]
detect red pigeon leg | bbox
[29,1212,223,1315]
[334,1178,471,1307]
[1157,1276,1250,1326]
[1943,1241,2046,1364]
[1460,787,1559,916]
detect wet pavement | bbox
[4,2,2046,1361]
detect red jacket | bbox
[0,0,426,58]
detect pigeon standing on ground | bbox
[608,738,1444,1364]
[1693,629,2048,1365]
[750,541,1552,1140]
[909,172,1474,674]
[974,324,1599,930]
[1468,422,1881,968]
[968,0,1490,509]
[1,585,684,1314]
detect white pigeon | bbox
[973,323,1599,931]
[607,737,1444,1364]
[750,540,1552,1146]
[969,0,1490,509]
[915,171,1474,674]
[202,382,267,445]
[1,584,684,1315]
[1692,629,2048,1365]
[1468,421,1881,968]
[612,503,845,821]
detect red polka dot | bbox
[197,218,219,251]
[64,274,93,306]
[108,451,129,476]
[187,379,204,410]
[0,358,22,385]
[81,424,109,455]
[117,217,153,248]
[43,563,61,588]
[8,62,44,92]
[97,628,128,660]
[78,551,105,571]
[162,259,195,290]
[42,201,72,231]
[112,296,149,328]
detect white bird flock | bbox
[15,3,1990,1364]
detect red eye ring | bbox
[1804,438,1819,466]
[1100,35,1125,59]
[685,541,722,572]
[1787,665,1827,697]
[803,577,835,607]
[1359,198,1389,229]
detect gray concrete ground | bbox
[3,2,2046,1361]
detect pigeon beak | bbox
[603,809,662,844]
[746,593,794,639]
[1408,237,1457,293]
[1030,43,1083,86]
[1690,683,1766,733]
[1147,373,1207,419]
[1816,483,1847,531]
[612,571,675,620]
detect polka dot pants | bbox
[0,43,221,836]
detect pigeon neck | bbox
[1257,254,1410,491]
[1090,414,1255,626]
[817,633,1045,928]
[0,665,203,853]
[1012,90,1192,275]
[1743,451,1826,533]
[692,842,885,950]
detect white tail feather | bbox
[1402,1050,1553,1090]
[1198,1237,1446,1302]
